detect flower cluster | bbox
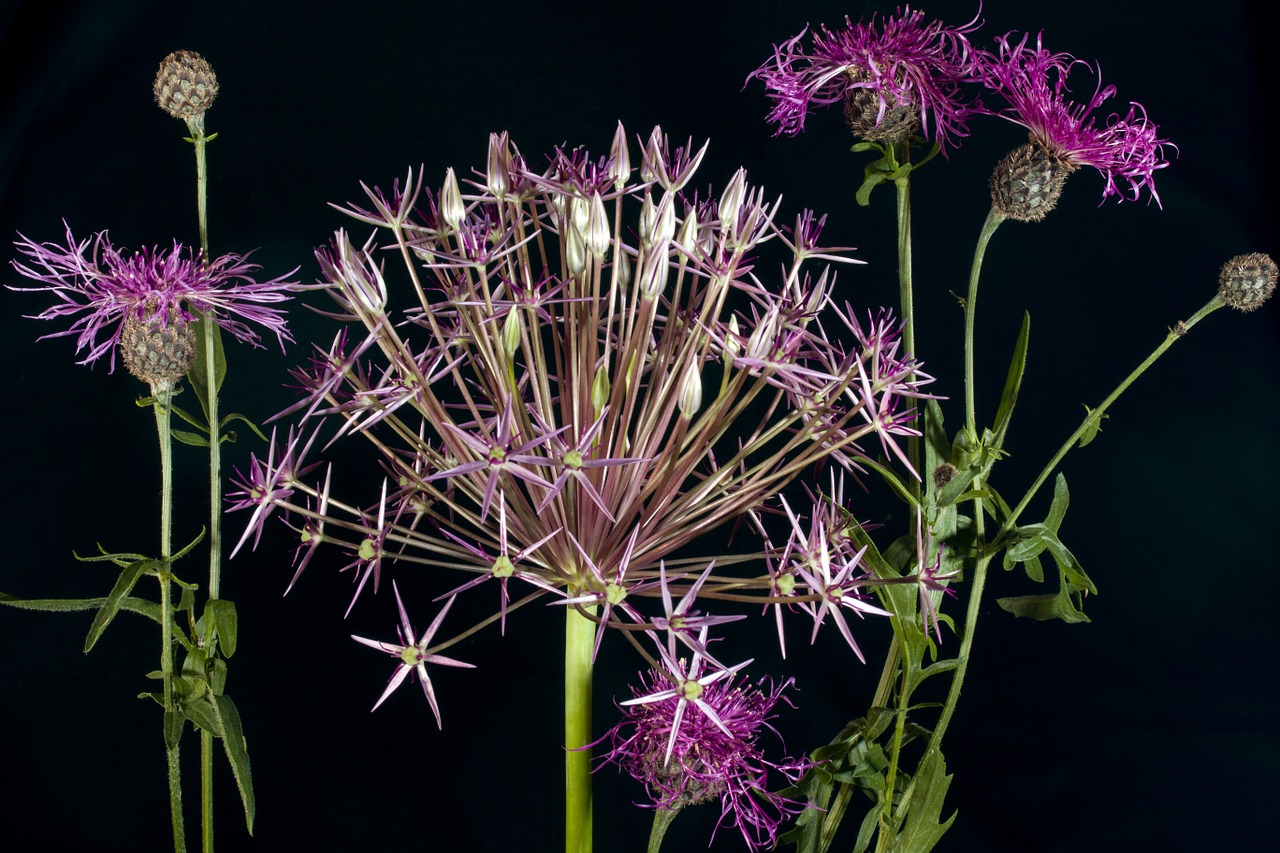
[229,124,941,835]
[9,224,300,374]
[750,12,1172,212]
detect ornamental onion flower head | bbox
[234,123,928,734]
[749,6,983,149]
[9,224,302,378]
[602,667,806,851]
[980,32,1173,219]
[1217,253,1277,312]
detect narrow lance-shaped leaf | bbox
[84,558,158,652]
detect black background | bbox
[2,1,1277,850]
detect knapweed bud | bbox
[1218,253,1277,312]
[154,50,218,120]
[989,142,1077,223]
[120,310,196,390]
[932,463,959,492]
[843,71,919,144]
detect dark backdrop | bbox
[2,1,1277,851]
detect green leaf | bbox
[172,429,212,448]
[163,709,185,751]
[219,412,268,443]
[895,749,956,853]
[212,695,256,834]
[992,312,1030,444]
[189,313,227,425]
[1045,474,1070,534]
[206,598,239,657]
[1,592,162,623]
[1077,405,1107,447]
[853,802,884,853]
[855,170,892,207]
[997,590,1091,623]
[169,402,211,434]
[209,658,228,696]
[183,696,223,736]
[84,559,157,652]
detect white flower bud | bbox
[585,192,610,258]
[677,361,702,419]
[487,132,510,200]
[440,167,464,231]
[719,168,746,235]
[501,308,522,358]
[566,224,587,279]
[675,207,699,253]
[609,121,631,191]
[637,247,669,299]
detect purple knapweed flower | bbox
[9,224,301,370]
[350,583,474,728]
[603,662,807,851]
[979,31,1173,212]
[749,6,983,149]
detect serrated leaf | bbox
[206,599,239,657]
[212,695,256,833]
[992,312,1030,443]
[996,589,1091,623]
[84,559,156,652]
[896,749,956,853]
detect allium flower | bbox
[602,663,807,851]
[980,32,1173,214]
[350,583,474,728]
[9,224,301,372]
[749,7,983,149]
[238,123,925,733]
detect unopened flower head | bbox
[154,50,218,121]
[1218,252,1277,312]
[980,32,1172,216]
[602,667,805,851]
[9,224,301,373]
[749,7,983,149]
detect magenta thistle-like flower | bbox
[979,31,1173,205]
[350,583,474,727]
[603,664,807,851]
[9,223,301,370]
[749,7,983,149]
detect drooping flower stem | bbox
[565,605,596,853]
[152,385,187,853]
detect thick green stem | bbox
[565,606,595,853]
[153,387,187,853]
[185,115,220,853]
